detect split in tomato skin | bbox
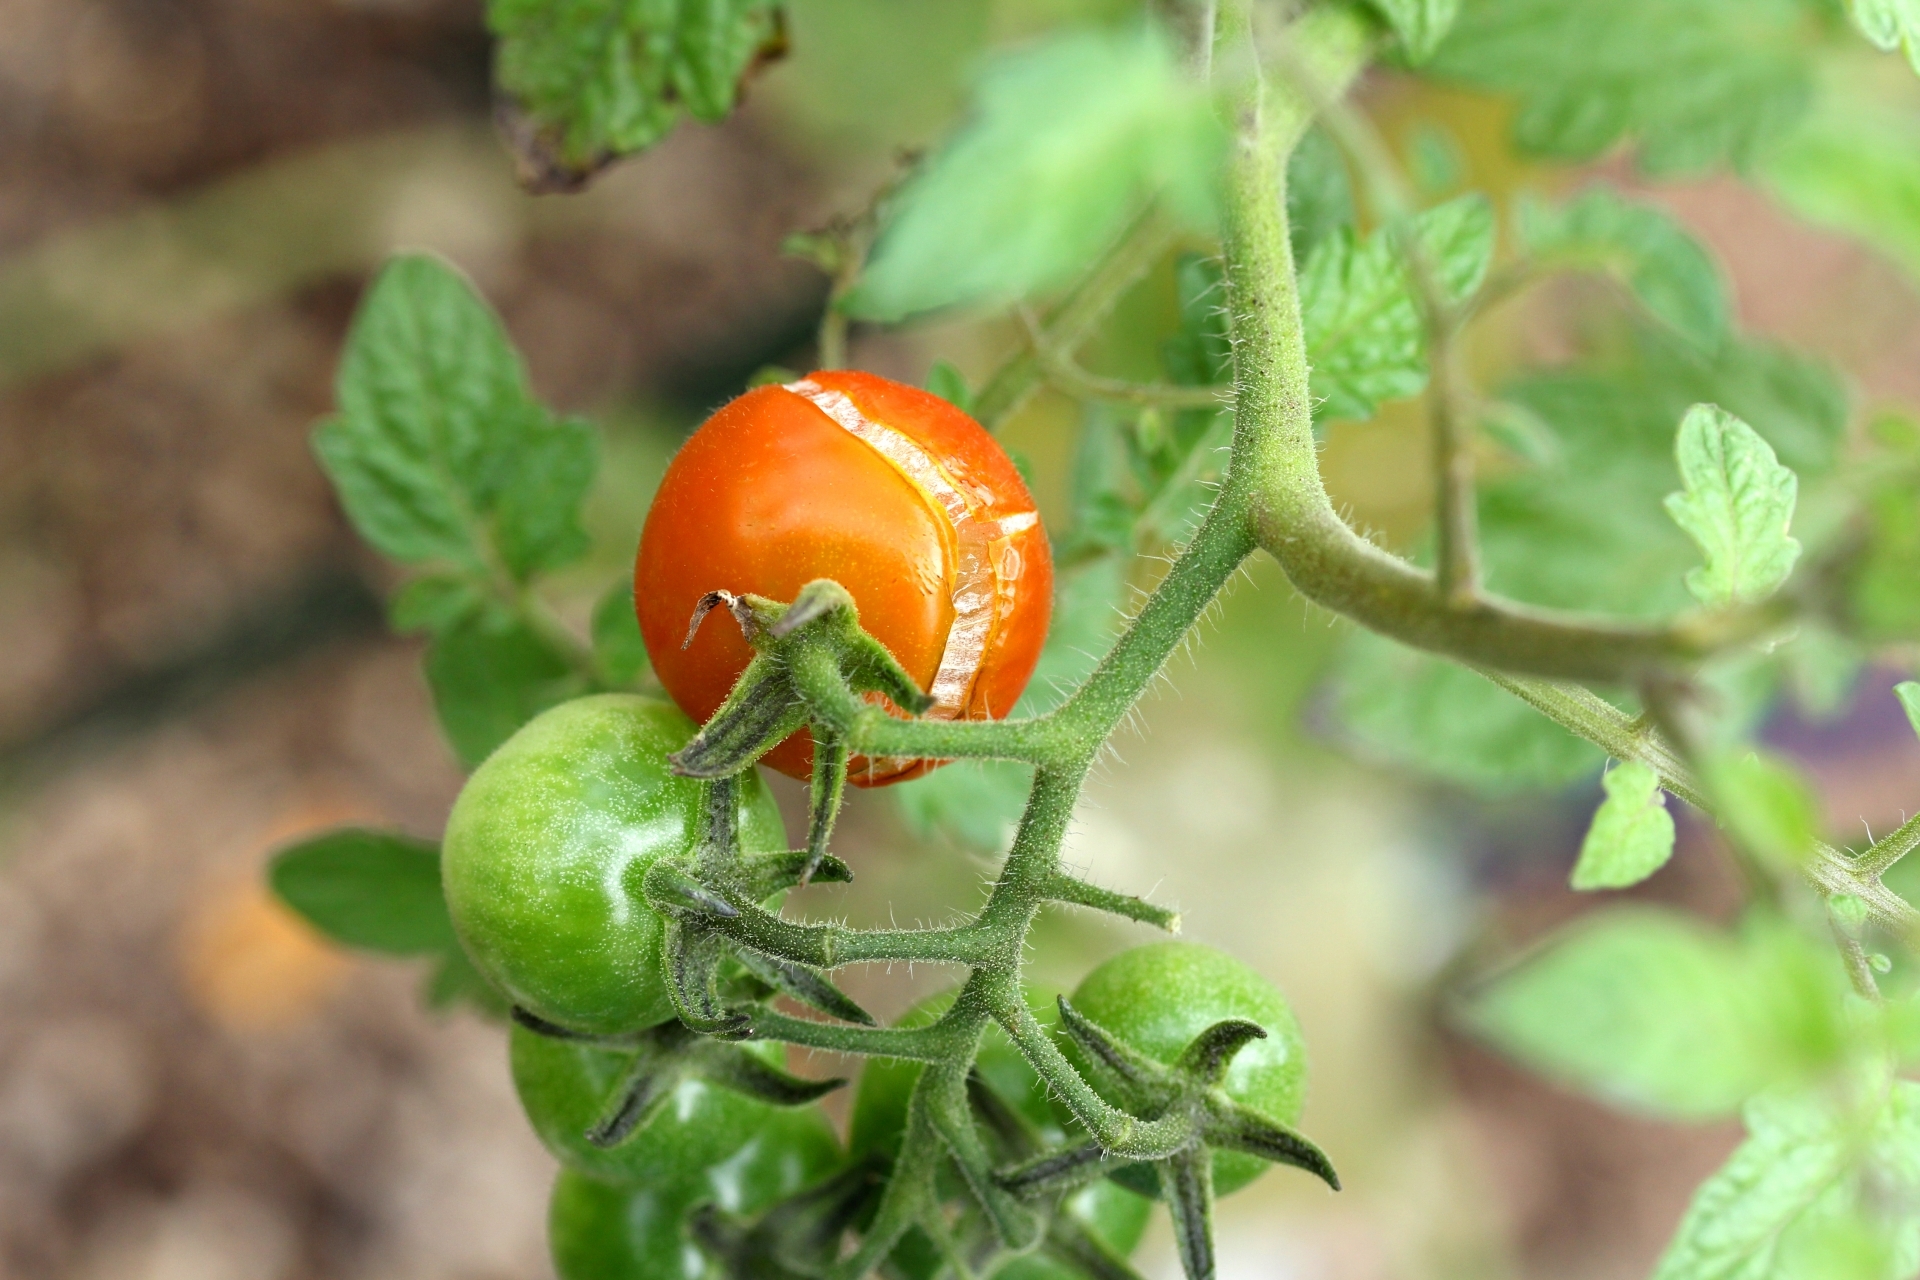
[634,370,1053,786]
[441,694,787,1036]
[1065,942,1308,1199]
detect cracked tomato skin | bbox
[441,694,786,1036]
[634,370,1052,786]
[1067,942,1307,1199]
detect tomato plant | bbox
[269,0,1920,1277]
[635,371,1053,785]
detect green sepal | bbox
[1200,1099,1341,1191]
[1172,1019,1267,1088]
[695,1043,847,1107]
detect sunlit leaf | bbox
[1517,187,1729,350]
[1480,335,1843,620]
[1365,0,1461,63]
[1331,629,1603,793]
[844,25,1224,321]
[1428,0,1816,174]
[1571,761,1677,891]
[1847,0,1920,74]
[1764,105,1920,286]
[1665,404,1802,607]
[1465,910,1848,1119]
[1654,1084,1920,1280]
[1899,682,1920,741]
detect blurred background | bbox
[1,1,1918,1278]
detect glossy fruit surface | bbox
[510,1020,839,1187]
[442,694,786,1034]
[1067,942,1307,1198]
[848,990,1150,1278]
[634,370,1053,785]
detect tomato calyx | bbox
[642,769,875,1038]
[671,580,934,773]
[690,1160,885,1280]
[995,997,1340,1280]
[670,579,938,890]
[508,1005,846,1148]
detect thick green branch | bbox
[1226,19,1788,683]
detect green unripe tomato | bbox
[443,694,786,1034]
[1067,941,1307,1198]
[848,991,1150,1278]
[547,1093,841,1280]
[549,1171,699,1280]
[510,1021,840,1189]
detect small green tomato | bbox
[1067,941,1307,1198]
[442,694,786,1034]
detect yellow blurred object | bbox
[177,877,352,1034]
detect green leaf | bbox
[1365,0,1461,63]
[1899,682,1920,741]
[269,828,456,955]
[1763,105,1920,286]
[316,256,529,570]
[388,573,488,636]
[590,579,651,687]
[1665,404,1802,607]
[489,0,783,181]
[1300,193,1495,423]
[426,614,586,769]
[1286,126,1356,265]
[1848,0,1920,73]
[317,254,597,583]
[492,414,598,579]
[1654,1084,1920,1280]
[1478,335,1844,620]
[925,359,974,415]
[1571,761,1677,891]
[1332,629,1603,794]
[1463,910,1845,1119]
[1705,750,1822,869]
[1161,254,1232,389]
[1852,477,1920,639]
[1517,187,1729,350]
[1428,0,1817,174]
[843,25,1225,322]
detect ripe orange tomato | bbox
[635,370,1052,786]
